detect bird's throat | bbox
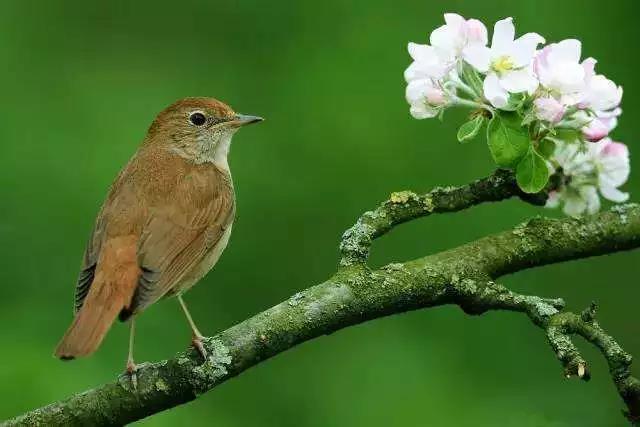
[210,134,233,170]
[168,132,234,170]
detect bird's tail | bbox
[55,239,139,359]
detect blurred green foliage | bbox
[0,1,638,425]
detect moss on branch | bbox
[4,177,639,426]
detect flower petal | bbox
[406,43,447,80]
[600,185,629,203]
[430,25,454,52]
[466,19,488,45]
[602,140,629,158]
[404,62,423,82]
[582,57,597,82]
[533,46,551,81]
[405,79,424,103]
[510,32,545,66]
[563,193,587,217]
[409,103,437,119]
[462,45,491,72]
[492,17,515,53]
[548,39,582,64]
[404,61,443,82]
[408,42,436,63]
[499,68,539,93]
[444,13,465,28]
[552,62,586,95]
[582,186,601,214]
[584,75,623,111]
[483,72,509,108]
[599,158,630,187]
[597,107,622,119]
[596,111,619,132]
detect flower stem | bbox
[444,79,479,100]
[450,96,493,114]
[454,80,479,99]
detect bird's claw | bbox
[126,360,138,390]
[192,336,209,363]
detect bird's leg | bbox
[178,294,208,362]
[126,318,138,390]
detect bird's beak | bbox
[232,114,264,127]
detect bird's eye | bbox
[189,112,207,126]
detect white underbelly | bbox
[175,224,233,294]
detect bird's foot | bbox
[126,359,138,390]
[192,334,209,363]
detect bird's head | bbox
[145,97,262,166]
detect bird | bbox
[54,97,262,384]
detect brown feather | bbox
[129,149,235,313]
[55,236,140,359]
[57,98,238,359]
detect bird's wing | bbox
[73,164,137,314]
[127,165,235,315]
[74,224,100,314]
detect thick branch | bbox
[5,203,640,426]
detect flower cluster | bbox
[405,13,630,216]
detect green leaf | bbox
[538,138,556,159]
[486,112,531,167]
[516,147,550,193]
[457,116,485,143]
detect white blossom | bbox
[547,139,630,216]
[430,13,488,59]
[594,139,630,202]
[546,186,600,217]
[404,14,489,84]
[403,13,630,215]
[534,40,590,105]
[463,17,544,108]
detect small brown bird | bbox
[55,97,262,382]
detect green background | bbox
[0,1,638,425]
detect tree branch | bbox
[339,168,548,267]
[5,174,639,426]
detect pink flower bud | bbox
[425,86,446,106]
[582,119,610,142]
[534,97,565,124]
